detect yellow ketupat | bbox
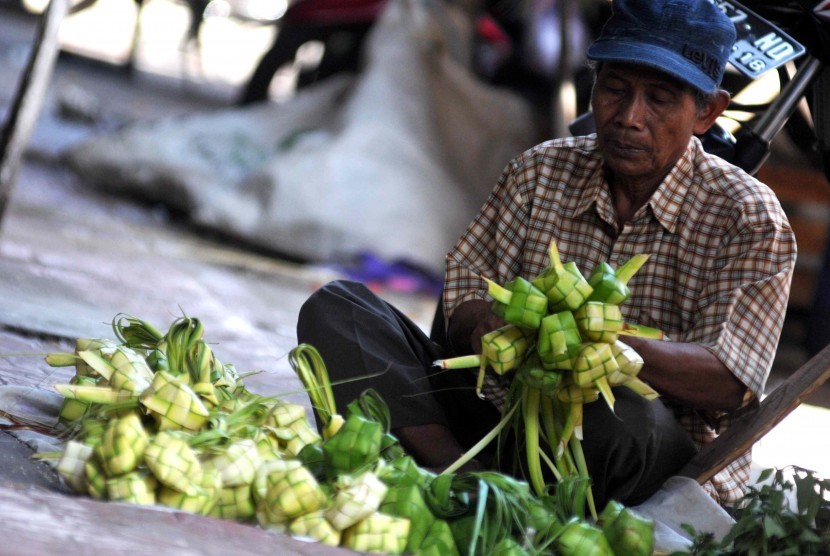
[143,430,204,496]
[210,483,256,521]
[95,411,149,477]
[106,470,157,506]
[341,512,410,555]
[325,471,388,531]
[258,463,328,526]
[139,371,210,432]
[288,510,341,547]
[202,438,262,487]
[56,440,94,493]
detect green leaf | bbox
[763,514,787,538]
[756,467,774,484]
[794,471,821,523]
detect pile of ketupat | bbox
[41,311,656,555]
[436,240,662,518]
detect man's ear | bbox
[693,90,731,135]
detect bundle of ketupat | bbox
[436,240,662,518]
[42,313,654,555]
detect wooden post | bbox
[679,342,830,485]
[0,0,69,225]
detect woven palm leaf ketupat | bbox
[486,276,548,329]
[532,240,594,311]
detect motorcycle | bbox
[715,1,830,180]
[719,1,830,357]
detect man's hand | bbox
[447,299,506,355]
[620,335,747,411]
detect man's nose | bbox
[615,94,647,129]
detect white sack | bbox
[65,0,538,274]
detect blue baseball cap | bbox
[586,0,736,94]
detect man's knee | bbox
[581,388,697,505]
[298,280,368,327]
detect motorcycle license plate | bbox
[717,0,806,78]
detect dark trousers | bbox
[296,280,697,507]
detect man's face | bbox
[591,62,713,189]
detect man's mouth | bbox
[605,138,647,156]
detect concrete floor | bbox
[0,3,828,551]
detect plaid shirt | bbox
[443,134,797,505]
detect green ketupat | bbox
[586,254,649,305]
[52,344,153,409]
[486,276,548,329]
[266,401,307,429]
[491,537,530,556]
[273,416,322,458]
[556,520,614,556]
[157,467,221,515]
[537,310,582,371]
[428,242,660,529]
[322,413,382,477]
[532,240,593,311]
[480,324,536,379]
[252,458,304,505]
[53,382,137,406]
[518,351,562,393]
[599,500,654,556]
[380,484,436,553]
[84,453,107,499]
[44,337,118,379]
[414,518,459,556]
[379,455,435,490]
[43,311,660,556]
[608,341,659,400]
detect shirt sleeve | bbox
[683,210,797,402]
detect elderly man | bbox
[297,0,796,508]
